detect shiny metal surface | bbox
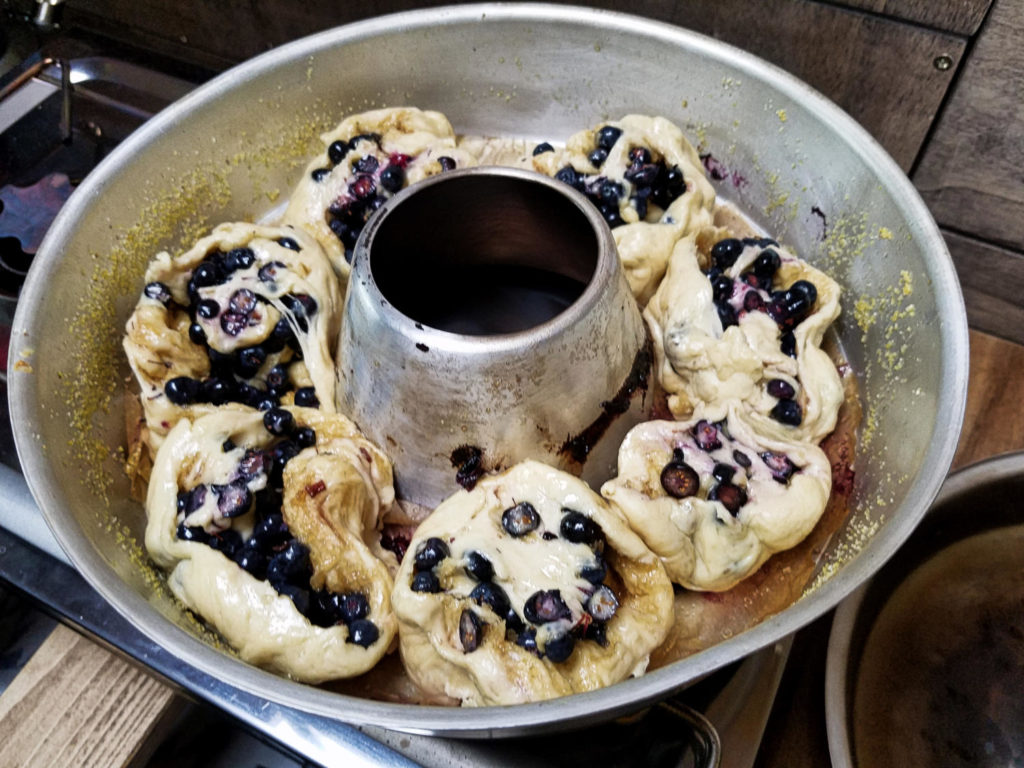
[343,166,647,506]
[8,3,968,736]
[826,452,1024,767]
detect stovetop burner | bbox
[0,18,789,766]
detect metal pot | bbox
[8,3,968,736]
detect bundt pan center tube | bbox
[341,166,649,507]
[7,3,968,736]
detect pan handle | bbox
[657,699,722,767]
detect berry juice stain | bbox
[397,263,586,335]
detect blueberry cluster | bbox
[550,126,687,228]
[313,133,455,263]
[658,420,803,514]
[145,245,323,413]
[174,418,380,646]
[411,503,619,663]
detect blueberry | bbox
[222,438,236,453]
[733,450,752,469]
[236,346,267,378]
[790,279,818,306]
[264,318,294,355]
[588,147,608,168]
[224,247,256,272]
[294,426,316,448]
[268,441,300,487]
[265,364,290,394]
[144,281,172,304]
[751,248,781,277]
[501,501,540,537]
[543,631,575,663]
[191,261,224,289]
[767,378,796,400]
[349,132,381,148]
[263,407,295,436]
[176,522,209,543]
[178,484,207,514]
[165,376,201,405]
[693,420,722,452]
[228,289,257,316]
[414,537,449,571]
[266,539,310,587]
[599,179,623,204]
[458,609,484,653]
[523,590,571,625]
[253,488,283,518]
[595,125,622,150]
[202,376,234,405]
[347,619,379,648]
[717,301,738,329]
[258,261,286,284]
[276,237,300,252]
[234,544,267,579]
[743,291,766,313]
[464,551,494,582]
[661,459,699,498]
[505,608,525,635]
[560,510,603,545]
[207,348,235,375]
[410,571,442,593]
[580,556,606,585]
[220,312,248,336]
[276,584,310,614]
[208,528,243,559]
[337,592,370,623]
[251,512,289,547]
[532,142,554,155]
[216,480,253,518]
[238,448,267,479]
[711,274,734,303]
[624,163,660,186]
[586,585,619,622]
[311,167,330,181]
[307,589,344,627]
[761,451,798,483]
[710,482,748,514]
[711,238,744,270]
[350,175,376,199]
[327,139,349,165]
[516,627,539,655]
[281,293,318,320]
[555,165,582,189]
[188,322,207,345]
[379,164,405,193]
[632,189,650,219]
[600,204,623,228]
[354,155,379,174]
[293,387,319,408]
[470,582,511,619]
[628,146,652,165]
[438,156,456,172]
[780,331,797,358]
[771,398,803,426]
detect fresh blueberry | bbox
[661,459,699,498]
[711,238,744,270]
[693,420,722,452]
[236,346,267,378]
[711,274,734,303]
[276,584,310,614]
[771,398,803,426]
[733,450,752,468]
[265,364,290,394]
[188,322,206,345]
[743,291,766,313]
[458,609,484,653]
[516,627,539,655]
[202,376,235,406]
[767,379,796,400]
[595,125,622,150]
[222,439,236,453]
[751,248,781,277]
[717,301,738,329]
[588,147,608,168]
[560,510,603,545]
[580,555,607,585]
[266,539,310,587]
[311,167,330,181]
[191,261,224,289]
[350,175,376,200]
[228,289,257,316]
[347,619,379,647]
[584,621,608,647]
[586,585,619,622]
[276,237,301,252]
[337,592,370,624]
[144,281,172,304]
[464,551,494,582]
[780,331,797,358]
[216,479,253,518]
[470,582,511,619]
[176,522,209,543]
[710,482,748,514]
[501,501,541,537]
[712,463,736,484]
[251,513,289,548]
[263,407,295,436]
[207,348,235,375]
[234,543,268,579]
[224,247,256,272]
[761,451,798,483]
[354,155,379,174]
[414,537,450,571]
[207,528,243,559]
[543,630,575,663]
[599,179,623,204]
[624,163,660,186]
[164,376,201,405]
[523,590,571,625]
[294,426,316,448]
[379,164,405,193]
[238,448,267,480]
[555,165,582,189]
[258,261,286,284]
[327,139,349,165]
[293,387,319,408]
[532,142,554,155]
[600,203,623,228]
[438,156,456,172]
[267,441,300,487]
[410,571,442,593]
[220,312,249,337]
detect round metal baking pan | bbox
[9,3,968,736]
[826,452,1024,766]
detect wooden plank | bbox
[832,0,992,35]
[942,228,1024,346]
[0,625,183,768]
[913,0,1024,250]
[65,0,963,171]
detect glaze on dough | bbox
[601,410,832,591]
[145,407,397,683]
[390,460,674,706]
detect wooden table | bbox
[1,329,1021,768]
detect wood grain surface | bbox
[913,0,1024,250]
[64,0,963,170]
[944,228,1024,347]
[0,625,182,768]
[835,0,993,35]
